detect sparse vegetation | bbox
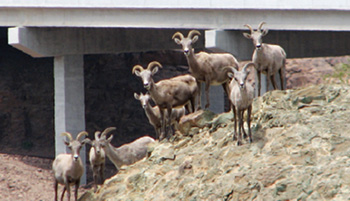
[324,61,350,84]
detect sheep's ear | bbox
[227,72,234,79]
[262,29,268,36]
[134,93,140,100]
[174,38,181,45]
[107,135,113,143]
[243,32,251,39]
[63,140,70,146]
[192,35,199,44]
[151,67,159,75]
[243,63,255,74]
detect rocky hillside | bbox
[79,83,350,201]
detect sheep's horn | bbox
[258,22,266,32]
[76,131,88,141]
[222,66,238,74]
[146,61,162,71]
[61,132,73,141]
[101,127,117,138]
[188,30,201,40]
[244,24,254,33]
[243,62,256,72]
[172,32,184,40]
[94,131,101,140]
[132,65,144,74]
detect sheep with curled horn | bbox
[172,30,240,109]
[98,127,155,172]
[52,131,90,201]
[132,61,198,140]
[243,22,287,96]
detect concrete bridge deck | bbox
[1,0,350,30]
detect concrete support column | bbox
[54,55,86,184]
[200,84,225,113]
[205,29,252,60]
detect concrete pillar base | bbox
[54,55,87,184]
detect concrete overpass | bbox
[2,0,350,184]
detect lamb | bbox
[134,92,185,137]
[172,30,239,109]
[132,61,198,140]
[98,127,155,172]
[243,22,287,96]
[52,131,90,201]
[88,128,114,192]
[226,63,255,146]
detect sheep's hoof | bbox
[237,141,242,146]
[205,103,210,109]
[243,133,248,139]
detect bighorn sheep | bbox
[132,61,198,140]
[172,30,239,109]
[98,127,155,172]
[134,92,185,137]
[52,131,90,201]
[243,22,287,96]
[226,63,255,146]
[88,129,113,192]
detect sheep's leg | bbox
[257,70,261,96]
[61,185,67,201]
[237,108,243,146]
[93,166,98,192]
[247,105,253,143]
[196,81,202,110]
[54,180,58,201]
[101,163,105,184]
[241,109,248,139]
[174,121,180,132]
[185,102,192,113]
[67,184,71,201]
[204,79,211,109]
[270,74,278,90]
[232,105,237,141]
[279,67,285,90]
[159,109,166,140]
[166,106,172,139]
[74,180,80,201]
[190,94,197,113]
[264,70,271,93]
[154,127,160,140]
